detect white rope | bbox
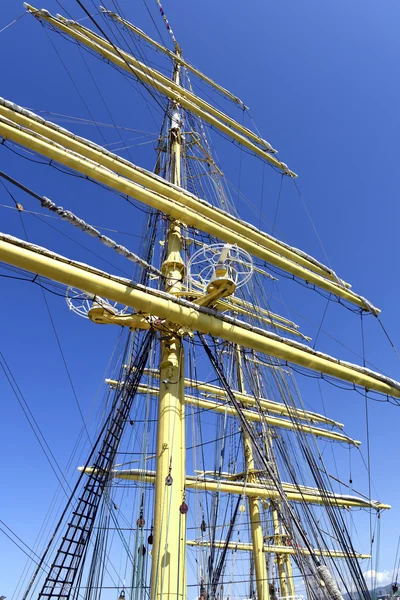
[0,12,26,35]
[39,196,162,277]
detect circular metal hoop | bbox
[187,243,253,292]
[66,287,129,319]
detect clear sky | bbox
[1,0,400,597]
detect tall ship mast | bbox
[1,4,399,600]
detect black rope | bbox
[24,330,154,600]
[199,333,318,562]
[361,313,374,576]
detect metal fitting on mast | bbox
[161,53,185,295]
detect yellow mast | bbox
[248,357,296,599]
[271,506,291,598]
[150,52,186,600]
[235,346,270,600]
[268,456,296,597]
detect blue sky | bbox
[1,0,400,596]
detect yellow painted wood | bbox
[150,54,186,600]
[285,552,296,597]
[82,468,390,509]
[226,297,301,328]
[101,7,248,109]
[165,376,343,427]
[186,540,370,559]
[64,17,268,152]
[135,386,357,444]
[276,554,289,597]
[0,115,378,313]
[212,297,311,340]
[151,336,186,600]
[235,347,270,600]
[25,5,295,175]
[110,376,344,428]
[0,98,349,289]
[0,234,397,397]
[272,505,290,597]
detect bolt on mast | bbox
[150,50,187,600]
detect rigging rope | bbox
[361,313,374,581]
[70,0,170,120]
[201,336,379,600]
[0,520,50,571]
[0,351,72,499]
[0,11,27,35]
[199,335,318,559]
[24,330,154,600]
[0,169,162,277]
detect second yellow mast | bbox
[236,346,270,600]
